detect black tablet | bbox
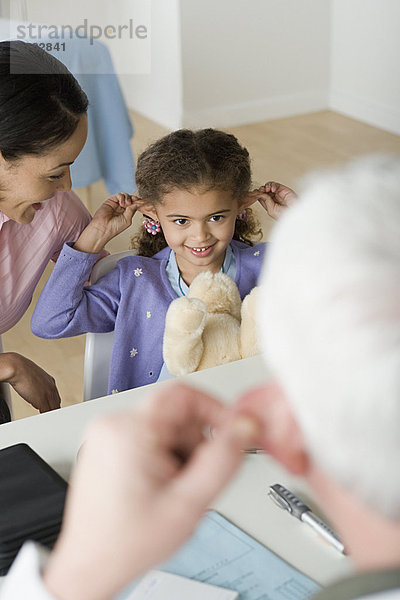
[0,443,67,574]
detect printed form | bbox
[124,570,238,599]
[118,511,321,600]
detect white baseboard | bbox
[330,89,400,136]
[130,89,400,135]
[181,90,329,129]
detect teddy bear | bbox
[163,271,261,376]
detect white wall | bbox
[17,0,150,76]
[9,0,400,134]
[13,0,179,128]
[330,0,400,135]
[119,0,183,130]
[0,0,11,18]
[180,0,331,128]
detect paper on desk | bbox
[162,511,320,600]
[117,511,321,600]
[124,569,238,599]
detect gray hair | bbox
[259,154,400,519]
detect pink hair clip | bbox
[143,218,161,235]
[237,210,249,222]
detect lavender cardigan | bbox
[31,240,267,394]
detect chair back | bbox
[83,250,137,401]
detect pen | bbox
[268,483,345,554]
[243,448,266,454]
[208,428,266,454]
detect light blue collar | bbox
[165,244,236,297]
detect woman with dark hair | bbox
[0,40,96,422]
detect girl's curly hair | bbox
[130,128,262,256]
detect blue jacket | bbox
[31,240,267,394]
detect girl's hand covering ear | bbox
[248,182,297,220]
[89,193,141,241]
[73,193,142,254]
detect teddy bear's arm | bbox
[163,297,207,376]
[240,287,261,358]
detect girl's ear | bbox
[238,191,259,212]
[137,202,158,221]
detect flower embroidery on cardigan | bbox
[146,311,151,319]
[134,268,143,277]
[111,389,119,394]
[253,250,260,256]
[130,347,138,358]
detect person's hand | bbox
[0,352,61,413]
[90,193,140,240]
[44,384,259,600]
[73,193,143,254]
[233,382,309,475]
[249,182,297,220]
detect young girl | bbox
[31,129,296,394]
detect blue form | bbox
[118,511,321,600]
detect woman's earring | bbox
[236,210,248,222]
[143,217,161,235]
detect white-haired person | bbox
[2,154,399,599]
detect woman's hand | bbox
[249,182,297,220]
[44,384,259,600]
[73,193,142,254]
[0,352,61,413]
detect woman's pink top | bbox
[0,191,92,334]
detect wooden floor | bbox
[3,110,400,420]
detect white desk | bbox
[0,356,352,589]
